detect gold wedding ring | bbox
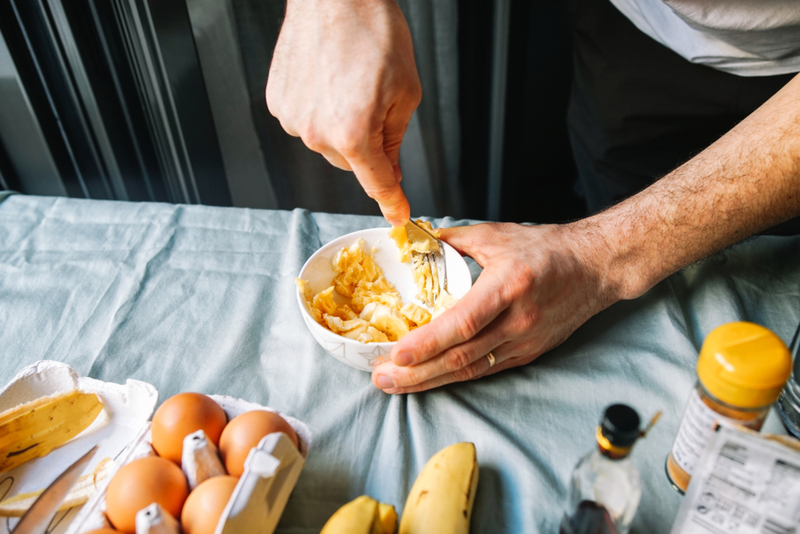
[486,352,496,368]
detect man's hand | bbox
[372,72,800,394]
[371,222,621,393]
[267,0,420,226]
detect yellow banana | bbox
[398,442,479,534]
[321,495,397,534]
[0,390,103,473]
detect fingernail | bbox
[376,375,395,389]
[394,351,413,367]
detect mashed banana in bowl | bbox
[296,225,457,343]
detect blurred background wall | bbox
[0,0,585,224]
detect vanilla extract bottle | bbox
[560,404,659,534]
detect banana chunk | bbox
[360,303,409,342]
[297,239,430,343]
[388,223,440,263]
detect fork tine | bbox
[427,253,439,303]
[406,220,448,307]
[437,248,447,295]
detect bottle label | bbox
[671,389,760,476]
[670,424,800,534]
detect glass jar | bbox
[776,321,800,437]
[666,322,791,493]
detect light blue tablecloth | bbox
[0,193,798,533]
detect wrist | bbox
[563,211,655,304]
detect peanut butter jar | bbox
[666,322,791,493]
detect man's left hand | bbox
[371,222,620,393]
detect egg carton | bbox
[68,395,311,534]
[0,361,311,534]
[0,360,157,534]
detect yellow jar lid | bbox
[697,322,792,408]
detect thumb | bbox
[349,150,410,227]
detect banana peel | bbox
[0,390,103,473]
[321,495,397,534]
[0,457,112,516]
[399,442,479,534]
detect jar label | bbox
[670,389,761,476]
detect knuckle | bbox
[301,136,322,153]
[331,124,366,158]
[521,306,540,329]
[511,308,539,334]
[336,140,361,160]
[452,364,479,382]
[415,336,439,358]
[503,263,535,298]
[364,185,400,204]
[443,348,472,374]
[299,126,326,153]
[267,94,291,123]
[467,223,499,250]
[398,368,426,388]
[277,117,299,138]
[265,95,276,117]
[264,81,278,114]
[504,309,537,337]
[454,311,482,341]
[408,81,422,107]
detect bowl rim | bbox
[295,227,471,351]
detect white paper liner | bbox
[0,360,158,534]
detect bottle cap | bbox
[697,322,791,408]
[600,404,641,448]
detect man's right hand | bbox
[266,0,420,226]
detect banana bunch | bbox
[0,390,103,473]
[320,495,397,534]
[320,442,478,534]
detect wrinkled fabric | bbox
[0,194,798,532]
[610,0,800,76]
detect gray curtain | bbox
[186,0,463,219]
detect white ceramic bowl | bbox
[296,228,473,372]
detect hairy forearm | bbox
[574,72,800,301]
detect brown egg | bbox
[181,475,239,534]
[151,392,227,464]
[219,410,299,476]
[105,456,189,533]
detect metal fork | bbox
[407,219,448,306]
